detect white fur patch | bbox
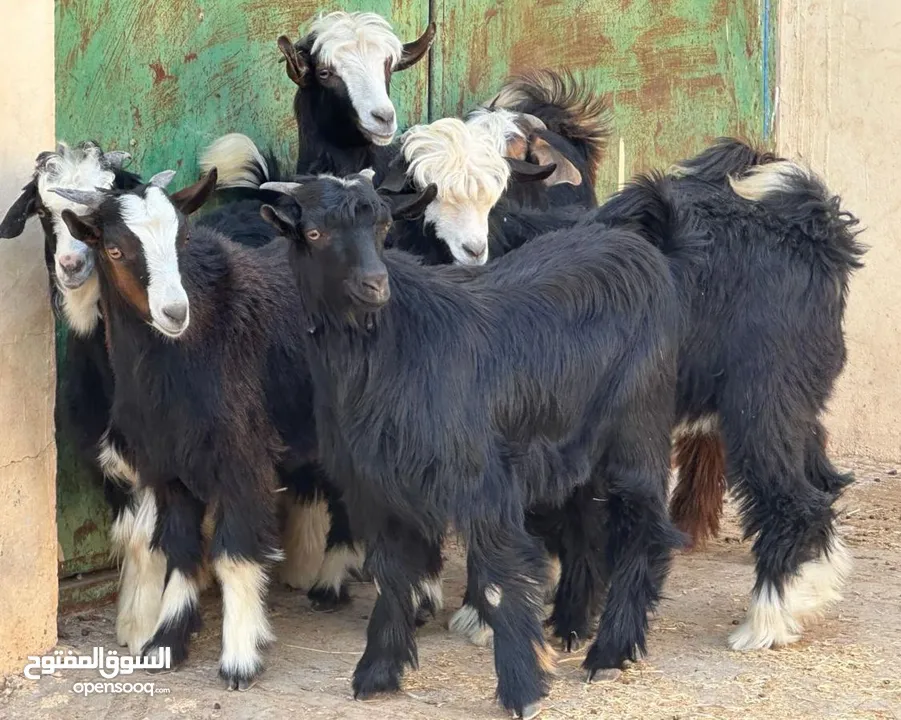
[199,133,269,189]
[153,568,199,637]
[118,188,189,338]
[729,582,801,651]
[466,107,526,156]
[729,160,811,201]
[311,545,365,594]
[449,604,494,648]
[412,575,444,611]
[279,496,330,589]
[484,584,503,607]
[784,534,852,622]
[672,414,719,439]
[214,555,274,678]
[402,119,510,266]
[98,431,139,487]
[116,489,167,654]
[37,143,117,334]
[311,12,402,144]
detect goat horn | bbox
[358,168,376,182]
[102,150,132,169]
[260,181,303,195]
[395,22,436,72]
[517,113,548,132]
[148,170,177,189]
[50,188,106,208]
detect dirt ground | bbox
[3,458,900,720]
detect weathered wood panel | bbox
[430,0,776,196]
[54,0,429,586]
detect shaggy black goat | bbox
[50,168,333,688]
[261,173,685,717]
[276,11,434,177]
[467,69,612,210]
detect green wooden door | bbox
[53,0,774,604]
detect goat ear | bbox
[395,22,436,72]
[386,183,438,220]
[170,168,217,216]
[277,35,309,87]
[0,179,38,239]
[506,157,558,184]
[528,136,583,186]
[376,155,412,194]
[60,209,101,247]
[260,203,300,237]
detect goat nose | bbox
[371,108,395,126]
[361,273,390,299]
[161,302,188,326]
[59,253,86,274]
[462,243,486,260]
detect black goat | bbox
[51,169,322,688]
[467,69,612,210]
[261,173,685,717]
[276,10,434,177]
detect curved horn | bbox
[102,150,132,169]
[149,170,177,189]
[50,188,106,208]
[394,22,436,72]
[260,181,303,195]
[517,113,548,132]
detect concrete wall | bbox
[778,0,901,463]
[0,0,58,674]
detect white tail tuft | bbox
[729,160,811,201]
[199,133,269,189]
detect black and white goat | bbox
[0,142,167,654]
[260,173,685,717]
[49,169,316,687]
[466,69,611,209]
[277,11,434,177]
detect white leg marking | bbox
[151,568,200,639]
[311,545,365,594]
[115,490,167,654]
[729,582,800,651]
[279,496,329,589]
[449,604,495,648]
[214,555,273,680]
[113,504,138,647]
[98,432,139,487]
[784,534,852,622]
[412,575,445,611]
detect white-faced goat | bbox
[466,69,611,210]
[276,11,434,176]
[260,173,686,717]
[0,142,167,653]
[50,169,332,689]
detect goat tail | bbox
[729,161,866,274]
[199,133,279,190]
[669,430,727,550]
[490,69,611,185]
[667,137,781,183]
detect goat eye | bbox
[317,67,331,81]
[305,229,321,242]
[107,246,123,260]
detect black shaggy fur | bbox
[269,175,685,714]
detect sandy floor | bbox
[3,458,900,720]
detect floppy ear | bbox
[0,179,38,238]
[260,203,300,238]
[170,168,218,216]
[386,183,438,219]
[395,22,436,72]
[277,35,309,87]
[376,155,412,194]
[505,158,558,184]
[528,136,583,186]
[60,209,101,247]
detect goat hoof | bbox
[513,702,543,720]
[583,643,629,682]
[308,586,351,612]
[222,671,259,692]
[352,658,402,699]
[585,668,622,684]
[563,631,584,653]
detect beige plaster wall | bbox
[778,0,901,462]
[0,0,58,674]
